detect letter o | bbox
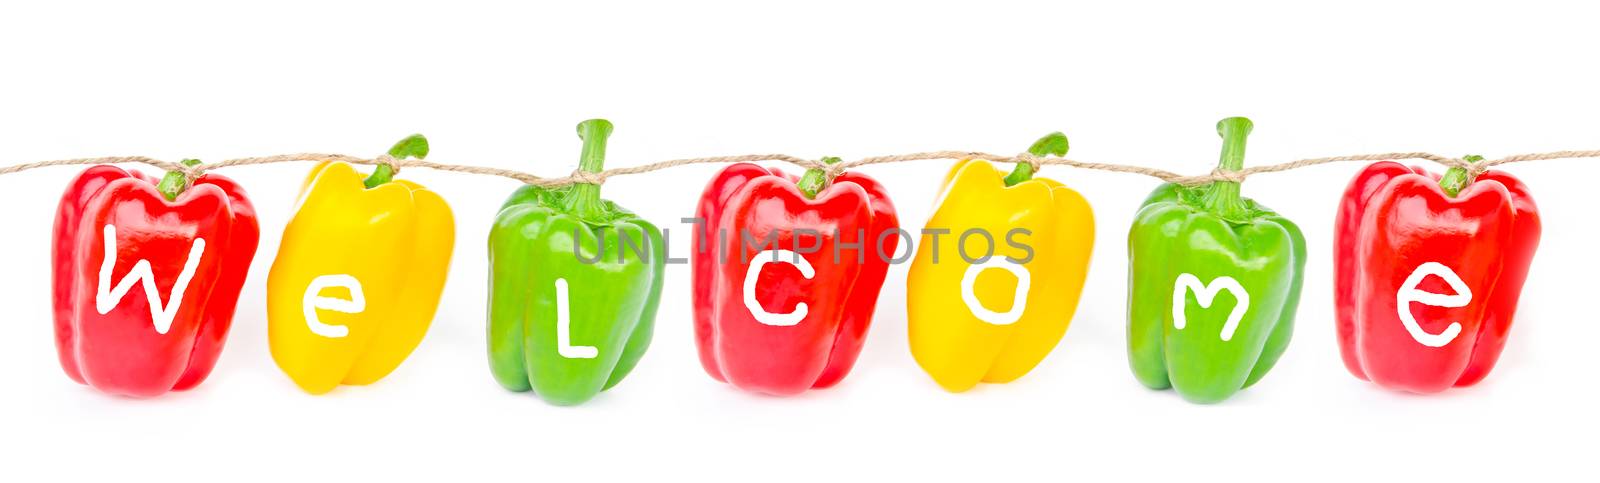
[960,258,1031,325]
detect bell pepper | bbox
[1126,117,1306,404]
[1333,158,1540,393]
[266,135,455,395]
[906,133,1095,392]
[52,160,260,397]
[487,119,665,406]
[692,157,899,395]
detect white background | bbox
[1,1,1594,481]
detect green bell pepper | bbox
[1126,117,1306,404]
[487,119,665,406]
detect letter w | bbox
[96,224,206,335]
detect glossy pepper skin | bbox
[692,158,899,396]
[488,120,665,406]
[906,133,1095,392]
[267,135,455,395]
[53,161,259,397]
[1127,117,1306,404]
[1334,159,1540,393]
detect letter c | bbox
[743,250,815,326]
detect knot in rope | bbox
[570,169,606,185]
[1014,152,1043,172]
[373,154,402,176]
[1209,168,1247,183]
[823,160,849,182]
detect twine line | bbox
[1,148,1594,188]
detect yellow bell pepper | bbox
[906,133,1094,392]
[266,136,455,395]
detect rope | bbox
[2,148,1593,188]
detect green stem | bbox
[1439,154,1483,197]
[156,159,203,201]
[362,164,395,188]
[1003,161,1035,186]
[1201,117,1253,220]
[797,156,841,199]
[366,134,428,188]
[1004,131,1069,186]
[565,119,613,219]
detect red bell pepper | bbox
[692,159,899,395]
[1334,158,1540,393]
[52,162,259,397]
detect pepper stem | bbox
[1201,117,1253,220]
[1439,154,1483,197]
[565,119,614,220]
[156,159,204,201]
[797,156,840,199]
[363,164,396,188]
[1004,132,1069,186]
[366,134,428,188]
